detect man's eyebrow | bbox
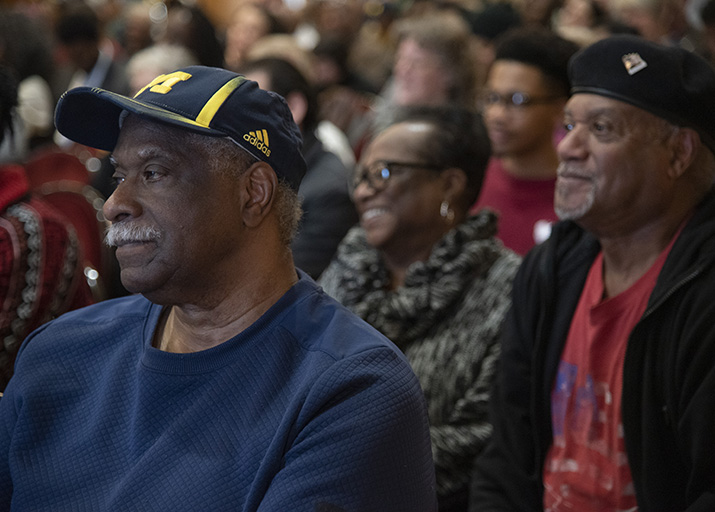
[109,146,173,167]
[564,105,620,118]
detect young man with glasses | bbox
[472,28,579,255]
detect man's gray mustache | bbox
[556,162,589,178]
[105,224,162,247]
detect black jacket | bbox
[471,188,715,511]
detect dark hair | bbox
[165,4,225,68]
[312,37,349,77]
[702,0,715,25]
[493,27,580,97]
[0,9,54,83]
[56,2,100,44]
[468,2,522,42]
[240,57,318,131]
[388,105,491,207]
[0,65,18,147]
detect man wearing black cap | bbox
[470,35,715,511]
[0,66,438,511]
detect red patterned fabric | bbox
[0,165,93,390]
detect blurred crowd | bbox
[3,0,715,508]
[2,0,714,164]
[0,0,708,248]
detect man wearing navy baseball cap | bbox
[471,35,715,511]
[0,66,438,511]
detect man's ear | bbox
[242,162,277,228]
[669,128,701,179]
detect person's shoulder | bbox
[503,220,598,303]
[523,220,597,270]
[49,294,152,326]
[284,275,402,362]
[659,189,715,287]
[19,294,153,354]
[480,242,523,286]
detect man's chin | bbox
[119,268,158,296]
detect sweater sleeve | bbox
[429,337,499,507]
[255,348,438,512]
[0,385,16,504]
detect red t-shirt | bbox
[470,157,557,255]
[543,234,678,511]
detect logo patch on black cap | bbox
[622,53,647,76]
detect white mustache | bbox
[105,223,161,247]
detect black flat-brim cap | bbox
[54,65,307,190]
[568,35,715,154]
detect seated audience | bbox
[320,104,522,511]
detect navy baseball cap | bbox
[569,35,715,154]
[54,66,307,190]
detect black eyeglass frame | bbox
[350,160,445,194]
[480,91,561,110]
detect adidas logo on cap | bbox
[244,129,271,157]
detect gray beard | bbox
[554,182,596,221]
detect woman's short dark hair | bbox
[389,105,491,208]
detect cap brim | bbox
[55,87,226,151]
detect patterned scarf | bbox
[321,211,503,349]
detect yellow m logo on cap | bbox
[133,71,246,129]
[135,71,192,97]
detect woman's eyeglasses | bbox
[350,160,444,193]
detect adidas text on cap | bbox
[54,66,307,190]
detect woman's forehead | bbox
[366,122,434,159]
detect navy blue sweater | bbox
[0,274,437,511]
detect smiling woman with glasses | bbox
[320,104,522,512]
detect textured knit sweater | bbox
[319,213,521,511]
[0,273,437,511]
